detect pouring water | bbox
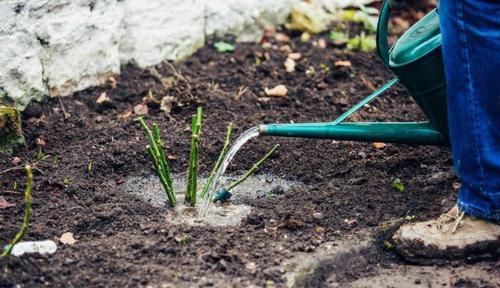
[202,126,260,215]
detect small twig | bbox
[234,86,248,101]
[201,122,233,198]
[226,144,279,192]
[1,165,33,256]
[57,96,70,119]
[0,155,49,175]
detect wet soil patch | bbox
[1,26,496,287]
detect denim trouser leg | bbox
[439,0,500,220]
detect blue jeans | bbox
[439,0,500,220]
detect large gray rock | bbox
[0,0,372,109]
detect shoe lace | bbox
[435,207,465,234]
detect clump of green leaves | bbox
[214,41,235,53]
[2,165,33,256]
[347,32,376,52]
[391,178,405,192]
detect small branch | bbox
[226,144,279,192]
[201,122,233,198]
[1,165,33,256]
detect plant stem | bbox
[137,117,176,207]
[226,144,279,192]
[1,165,33,256]
[186,107,203,206]
[153,124,174,193]
[201,122,233,198]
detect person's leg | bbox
[392,0,500,261]
[441,0,500,220]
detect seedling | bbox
[1,165,33,256]
[391,178,405,192]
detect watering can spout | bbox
[259,122,446,145]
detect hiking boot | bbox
[392,206,500,262]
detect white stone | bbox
[0,0,375,109]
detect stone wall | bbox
[0,0,371,109]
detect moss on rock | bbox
[0,106,24,154]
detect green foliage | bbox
[1,165,33,256]
[383,240,394,250]
[337,7,378,33]
[329,31,348,42]
[391,178,405,192]
[347,32,376,52]
[214,41,235,53]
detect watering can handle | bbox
[376,0,392,67]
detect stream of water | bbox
[202,126,260,216]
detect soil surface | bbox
[1,21,498,287]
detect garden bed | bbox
[1,28,498,287]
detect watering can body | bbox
[260,0,449,145]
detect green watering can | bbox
[259,0,448,145]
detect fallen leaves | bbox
[133,103,149,115]
[372,142,386,149]
[160,96,175,115]
[334,60,352,68]
[264,85,288,97]
[59,232,77,245]
[287,52,301,60]
[96,92,111,104]
[0,197,15,209]
[284,58,296,72]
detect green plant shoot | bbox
[137,117,176,207]
[214,41,235,53]
[186,107,203,206]
[391,178,405,192]
[1,165,33,257]
[226,144,280,192]
[201,122,233,198]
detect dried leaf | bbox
[300,32,311,42]
[133,104,149,115]
[284,58,296,73]
[317,38,327,49]
[287,53,302,60]
[59,232,77,245]
[275,33,290,42]
[279,45,292,53]
[160,96,175,115]
[264,85,288,97]
[96,92,111,104]
[372,142,386,149]
[12,156,21,165]
[0,197,15,209]
[106,76,117,89]
[334,60,352,67]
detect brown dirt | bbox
[1,25,497,287]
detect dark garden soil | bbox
[1,26,498,287]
